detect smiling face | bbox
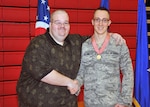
[92,9,111,36]
[49,10,70,44]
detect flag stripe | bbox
[35,21,49,29]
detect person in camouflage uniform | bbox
[76,7,134,107]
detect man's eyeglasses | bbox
[93,18,109,24]
[52,20,70,26]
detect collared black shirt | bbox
[16,30,89,107]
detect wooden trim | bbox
[148,32,150,36]
[146,7,150,11]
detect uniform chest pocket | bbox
[81,51,96,65]
[103,51,120,64]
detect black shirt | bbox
[16,30,89,107]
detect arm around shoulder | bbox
[110,33,126,45]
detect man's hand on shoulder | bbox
[111,33,126,45]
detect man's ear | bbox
[91,19,94,25]
[108,20,111,26]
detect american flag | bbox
[35,0,50,36]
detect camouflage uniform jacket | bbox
[76,36,134,107]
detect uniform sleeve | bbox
[118,43,134,105]
[22,36,53,81]
[76,44,86,87]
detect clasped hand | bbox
[67,79,80,95]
